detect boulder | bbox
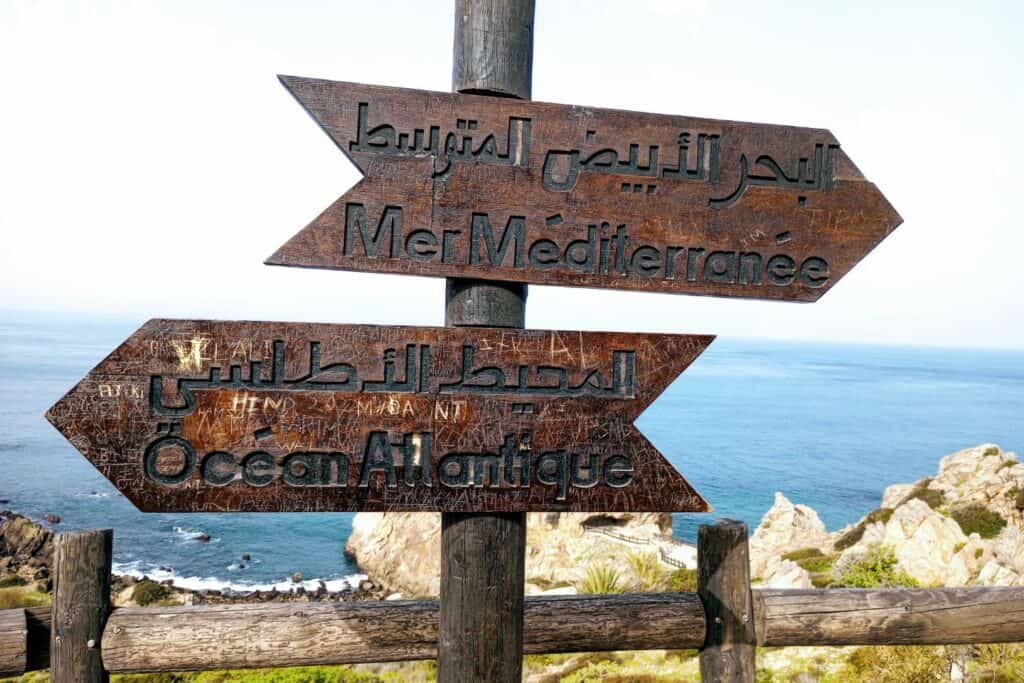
[758,555,813,589]
[749,493,830,578]
[0,512,53,576]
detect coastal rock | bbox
[42,514,61,525]
[345,511,678,598]
[840,498,968,586]
[921,444,1021,521]
[194,533,211,542]
[749,493,830,578]
[880,482,918,509]
[758,555,813,589]
[0,512,53,579]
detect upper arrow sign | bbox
[46,320,712,513]
[268,77,901,302]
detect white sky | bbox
[1,1,1021,348]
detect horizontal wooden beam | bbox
[101,593,704,673]
[757,587,1024,646]
[0,608,26,677]
[10,586,1024,674]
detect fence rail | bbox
[2,585,1023,675]
[5,525,1024,679]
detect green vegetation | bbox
[830,645,951,682]
[668,567,697,592]
[0,574,26,588]
[132,579,173,606]
[626,551,668,591]
[1006,486,1024,512]
[997,457,1018,472]
[781,547,836,586]
[898,478,945,510]
[951,504,1007,539]
[577,563,623,594]
[0,585,50,609]
[834,545,918,588]
[835,508,895,551]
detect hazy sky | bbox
[2,1,1020,348]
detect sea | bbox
[2,311,1022,593]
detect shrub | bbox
[834,545,918,588]
[626,551,668,591]
[578,564,623,594]
[132,580,172,606]
[951,504,1006,539]
[668,568,697,592]
[0,574,26,588]
[781,547,824,562]
[1006,486,1024,512]
[899,480,945,510]
[834,508,896,551]
[834,645,951,682]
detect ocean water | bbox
[2,311,1022,590]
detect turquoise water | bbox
[2,311,1022,590]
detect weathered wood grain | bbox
[0,609,27,676]
[11,588,1024,672]
[440,5,534,679]
[699,520,756,683]
[46,320,712,513]
[267,79,901,303]
[758,587,1024,646]
[51,530,112,683]
[100,593,706,672]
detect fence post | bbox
[438,3,534,681]
[51,529,112,683]
[698,519,756,682]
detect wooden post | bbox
[438,2,533,681]
[698,519,756,683]
[51,529,112,683]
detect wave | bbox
[74,491,111,499]
[111,560,366,595]
[172,526,220,543]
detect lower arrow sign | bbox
[46,320,712,513]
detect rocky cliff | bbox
[750,443,1024,590]
[346,511,682,598]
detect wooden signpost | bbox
[41,1,904,681]
[46,320,712,513]
[268,77,902,302]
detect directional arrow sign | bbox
[269,77,901,302]
[46,320,712,513]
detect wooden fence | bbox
[2,523,1023,681]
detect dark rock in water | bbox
[160,579,175,586]
[159,566,173,573]
[296,586,306,595]
[238,563,247,570]
[241,553,251,561]
[194,533,211,542]
[0,499,9,505]
[292,571,302,583]
[42,514,60,525]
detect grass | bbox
[0,585,50,609]
[833,545,918,588]
[951,504,1007,539]
[668,568,697,592]
[782,547,835,586]
[577,563,623,594]
[626,551,668,591]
